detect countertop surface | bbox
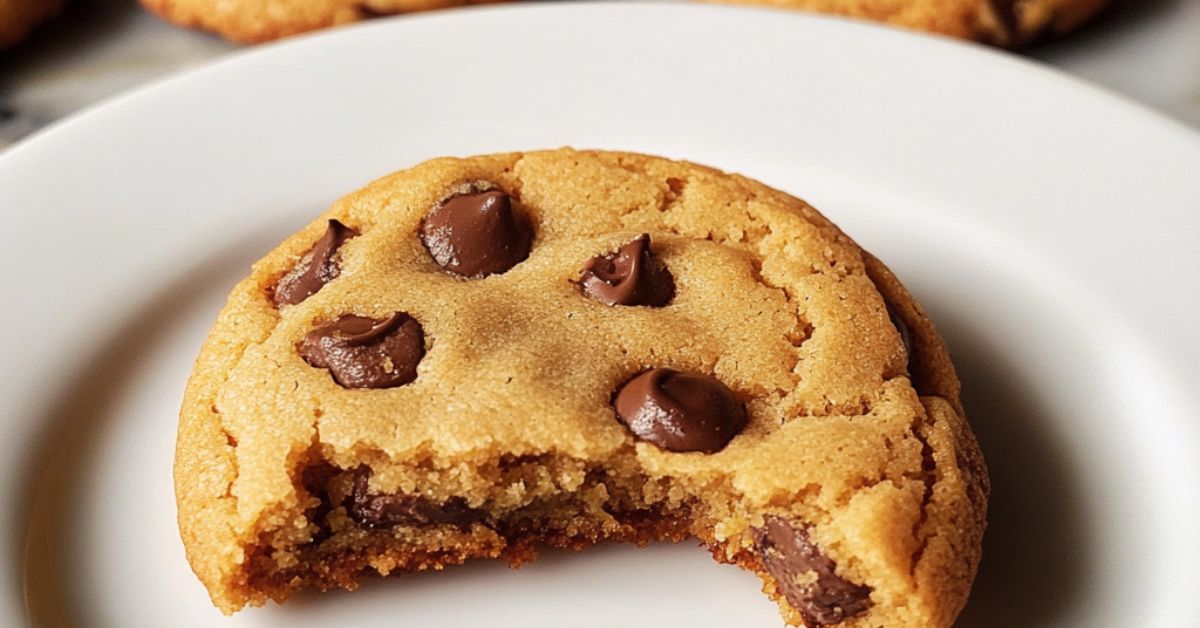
[2,0,1199,151]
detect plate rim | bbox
[2,3,1198,625]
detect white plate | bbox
[2,3,1198,626]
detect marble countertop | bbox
[2,0,1199,150]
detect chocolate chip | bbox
[273,219,359,307]
[754,517,873,626]
[299,462,341,544]
[612,368,746,453]
[420,186,532,277]
[298,312,425,389]
[347,469,483,529]
[579,234,675,306]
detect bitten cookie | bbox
[139,0,505,43]
[709,0,1108,47]
[176,148,988,627]
[0,0,62,49]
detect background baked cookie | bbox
[705,0,1108,47]
[140,0,1105,46]
[139,0,506,43]
[0,0,63,49]
[176,148,988,626]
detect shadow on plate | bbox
[937,313,1095,627]
[18,232,270,628]
[1030,0,1186,51]
[19,241,1095,626]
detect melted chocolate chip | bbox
[420,187,532,277]
[273,219,358,306]
[754,517,873,626]
[298,312,425,389]
[579,234,675,306]
[347,470,483,529]
[612,368,746,453]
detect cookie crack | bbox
[210,343,263,499]
[905,400,940,579]
[659,175,687,213]
[208,292,291,505]
[502,153,529,202]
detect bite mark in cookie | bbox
[348,469,485,529]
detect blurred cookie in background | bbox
[139,0,506,43]
[705,0,1109,47]
[0,0,64,49]
[138,0,1108,46]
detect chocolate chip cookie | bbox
[140,0,1105,46]
[139,0,506,43]
[0,0,62,49]
[176,149,988,626]
[711,0,1108,47]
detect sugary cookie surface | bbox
[175,149,988,627]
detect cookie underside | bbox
[176,149,987,627]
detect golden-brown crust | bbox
[858,251,988,624]
[176,149,988,625]
[910,396,989,626]
[861,251,962,412]
[175,273,280,612]
[0,0,63,49]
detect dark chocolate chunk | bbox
[298,312,425,389]
[579,233,675,306]
[299,462,341,544]
[612,368,746,453]
[273,219,358,306]
[754,517,873,626]
[420,187,532,277]
[348,470,483,529]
